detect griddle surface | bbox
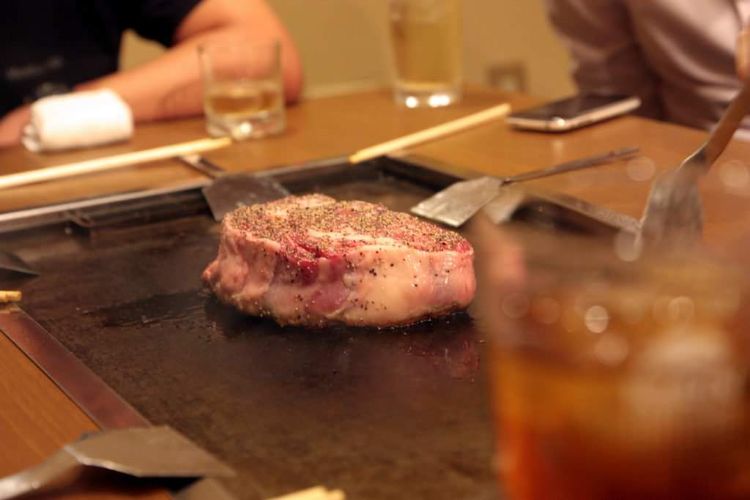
[6,167,498,500]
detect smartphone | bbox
[507,94,641,132]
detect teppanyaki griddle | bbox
[0,157,635,500]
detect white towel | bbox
[22,89,134,152]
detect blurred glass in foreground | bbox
[388,0,462,108]
[470,219,750,500]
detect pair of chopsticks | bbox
[0,103,511,191]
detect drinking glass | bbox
[388,0,463,108]
[472,225,750,500]
[198,40,285,139]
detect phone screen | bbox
[512,94,634,120]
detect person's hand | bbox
[0,106,31,148]
[737,27,750,80]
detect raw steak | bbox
[202,194,475,327]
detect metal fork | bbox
[639,78,750,248]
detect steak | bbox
[202,194,475,327]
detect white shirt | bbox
[544,0,750,134]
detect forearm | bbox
[79,0,302,122]
[76,34,207,122]
[78,32,298,122]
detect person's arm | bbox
[0,106,31,148]
[543,0,663,119]
[0,0,302,147]
[79,0,303,121]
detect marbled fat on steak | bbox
[202,194,475,327]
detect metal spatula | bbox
[639,78,750,248]
[179,155,290,221]
[0,426,233,500]
[411,147,639,227]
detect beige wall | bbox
[121,33,164,69]
[463,0,575,97]
[121,0,575,99]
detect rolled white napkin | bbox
[22,89,134,152]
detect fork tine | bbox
[639,170,704,248]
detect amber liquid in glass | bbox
[204,80,284,138]
[389,0,462,106]
[490,285,750,500]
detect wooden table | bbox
[1,88,749,499]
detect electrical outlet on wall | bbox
[486,62,527,93]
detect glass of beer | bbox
[472,225,750,500]
[388,0,463,108]
[198,40,285,139]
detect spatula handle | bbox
[178,154,227,179]
[0,449,80,499]
[503,147,639,184]
[702,78,750,168]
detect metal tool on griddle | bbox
[179,104,511,222]
[410,147,639,227]
[0,250,37,277]
[179,155,290,221]
[639,78,750,248]
[0,426,233,500]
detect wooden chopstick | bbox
[0,291,22,303]
[268,486,345,500]
[348,102,511,164]
[0,136,232,191]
